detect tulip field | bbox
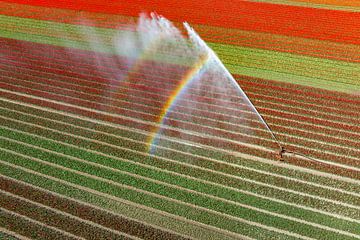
[0,1,360,239]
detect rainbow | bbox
[146,54,211,154]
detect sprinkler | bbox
[248,104,287,161]
[277,146,286,161]
[275,143,325,164]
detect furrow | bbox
[0,227,30,240]
[1,74,359,159]
[4,148,360,239]
[1,135,360,237]
[1,96,359,190]
[0,175,196,240]
[1,64,358,152]
[2,120,360,217]
[1,43,358,112]
[0,61,358,144]
[1,124,358,223]
[238,79,360,113]
[1,58,358,128]
[1,104,360,201]
[1,82,359,169]
[0,190,141,240]
[0,207,84,240]
[0,160,302,240]
[0,149,349,240]
[1,88,359,178]
[1,58,358,143]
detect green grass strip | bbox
[225,64,358,93]
[209,43,360,87]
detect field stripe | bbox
[2,123,360,217]
[0,161,290,240]
[0,90,358,180]
[0,227,30,240]
[0,87,280,157]
[2,121,357,213]
[1,77,357,170]
[3,14,357,76]
[242,86,360,118]
[289,0,360,7]
[1,96,359,191]
[1,110,359,200]
[1,101,360,199]
[1,62,358,151]
[0,190,141,240]
[1,4,360,64]
[4,20,360,83]
[1,66,358,142]
[1,15,359,92]
[0,169,246,240]
[0,175,198,240]
[1,71,359,159]
[1,114,359,212]
[3,132,360,216]
[2,56,358,126]
[0,58,358,143]
[4,0,360,45]
[6,73,360,161]
[0,71,358,148]
[0,150,346,240]
[2,147,343,238]
[2,42,360,111]
[4,42,358,108]
[2,122,360,221]
[0,87,358,161]
[0,166,356,240]
[3,120,360,205]
[1,136,360,237]
[1,51,359,128]
[1,122,358,225]
[0,207,84,240]
[0,179,235,240]
[2,80,360,176]
[1,46,358,135]
[249,0,360,11]
[1,95,359,188]
[1,26,357,89]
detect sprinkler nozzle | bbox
[276,146,286,161]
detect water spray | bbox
[184,22,287,160]
[111,13,321,164]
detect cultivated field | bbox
[1,1,360,239]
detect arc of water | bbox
[212,53,282,150]
[184,23,283,150]
[123,17,283,155]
